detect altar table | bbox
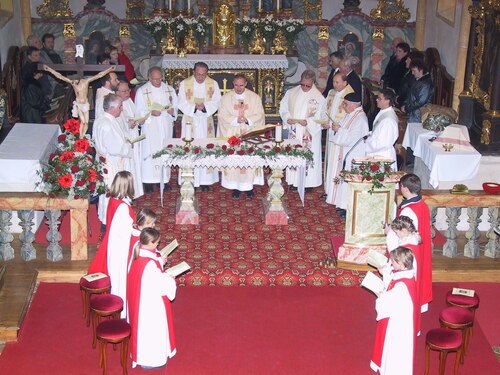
[402,123,481,189]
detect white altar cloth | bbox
[402,123,481,188]
[162,54,288,70]
[0,123,60,192]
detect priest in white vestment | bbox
[177,62,221,190]
[92,94,133,224]
[316,72,354,197]
[366,89,399,171]
[116,81,144,198]
[279,70,325,189]
[217,74,265,197]
[328,92,369,210]
[135,67,178,192]
[94,71,119,119]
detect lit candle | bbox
[275,124,282,142]
[169,0,172,10]
[187,0,190,10]
[277,0,280,11]
[185,122,192,141]
[258,0,262,10]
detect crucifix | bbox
[39,37,126,137]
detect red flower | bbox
[57,174,73,188]
[237,149,245,156]
[264,145,271,149]
[247,147,254,154]
[285,146,292,152]
[103,168,108,175]
[88,182,96,191]
[74,195,80,200]
[194,148,201,154]
[44,172,50,180]
[99,156,106,162]
[49,153,56,160]
[57,134,67,142]
[70,165,80,173]
[184,147,190,152]
[221,145,227,150]
[228,149,235,155]
[378,177,385,182]
[63,119,80,135]
[370,164,380,172]
[74,139,90,153]
[59,151,75,162]
[54,166,61,173]
[88,169,97,181]
[359,165,365,170]
[274,147,281,152]
[167,144,173,148]
[365,175,372,181]
[294,144,302,148]
[206,143,215,149]
[227,135,242,147]
[76,180,85,187]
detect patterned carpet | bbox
[135,176,364,287]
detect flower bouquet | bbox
[145,16,170,45]
[192,14,213,44]
[338,160,401,193]
[278,18,305,50]
[38,119,107,199]
[235,16,256,46]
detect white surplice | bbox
[120,98,144,198]
[94,87,113,119]
[329,107,369,208]
[217,89,265,191]
[279,85,325,188]
[177,77,221,187]
[135,81,178,183]
[92,112,133,224]
[365,107,399,171]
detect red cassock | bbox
[371,271,417,375]
[88,197,136,275]
[397,199,432,309]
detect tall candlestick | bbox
[258,0,262,10]
[187,0,190,10]
[276,0,280,11]
[185,122,192,141]
[169,0,172,10]
[275,124,282,142]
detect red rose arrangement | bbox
[339,161,396,193]
[38,119,107,199]
[227,136,242,147]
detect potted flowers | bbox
[338,160,402,193]
[145,16,169,53]
[38,119,107,199]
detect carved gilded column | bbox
[63,23,76,65]
[20,0,32,42]
[317,26,330,93]
[371,27,384,81]
[452,0,472,111]
[414,0,427,50]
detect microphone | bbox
[341,133,371,171]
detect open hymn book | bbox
[149,102,172,112]
[159,239,179,259]
[165,261,191,278]
[128,134,146,144]
[361,271,384,297]
[367,250,389,269]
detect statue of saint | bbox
[213,3,235,47]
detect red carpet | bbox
[0,282,498,374]
[133,184,364,287]
[34,204,101,245]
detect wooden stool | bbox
[90,294,123,348]
[425,328,462,375]
[446,290,480,316]
[80,275,111,327]
[96,319,131,375]
[439,306,474,362]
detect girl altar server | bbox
[371,247,417,375]
[88,171,136,318]
[127,228,177,370]
[127,208,157,270]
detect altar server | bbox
[328,92,369,211]
[92,94,134,224]
[217,74,265,198]
[135,66,178,193]
[88,171,136,319]
[116,81,144,198]
[128,228,177,370]
[317,72,354,197]
[371,246,417,375]
[279,70,325,189]
[365,89,399,171]
[177,62,222,190]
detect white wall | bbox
[424,0,463,76]
[0,0,23,67]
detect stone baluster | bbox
[176,165,199,224]
[430,207,437,250]
[464,207,482,258]
[264,167,288,224]
[0,210,14,261]
[443,207,460,257]
[18,210,36,261]
[484,207,499,258]
[45,210,63,262]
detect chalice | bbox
[442,143,454,152]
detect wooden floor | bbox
[1,238,499,342]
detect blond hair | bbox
[390,216,417,233]
[136,208,157,228]
[109,171,135,199]
[133,227,160,260]
[390,246,414,270]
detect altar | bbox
[162,54,287,117]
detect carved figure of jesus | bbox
[43,64,116,136]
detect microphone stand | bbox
[341,133,371,171]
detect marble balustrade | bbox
[0,193,88,262]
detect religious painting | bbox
[436,0,456,27]
[262,76,276,109]
[85,31,106,64]
[338,33,363,76]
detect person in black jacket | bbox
[381,42,410,94]
[402,60,434,123]
[396,50,425,108]
[21,62,50,123]
[322,51,344,97]
[339,56,362,97]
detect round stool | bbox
[439,306,474,362]
[96,319,131,375]
[80,275,111,327]
[90,294,123,348]
[446,290,480,316]
[425,328,462,375]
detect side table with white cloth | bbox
[0,123,88,262]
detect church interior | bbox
[0,0,499,373]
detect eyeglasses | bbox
[300,83,312,88]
